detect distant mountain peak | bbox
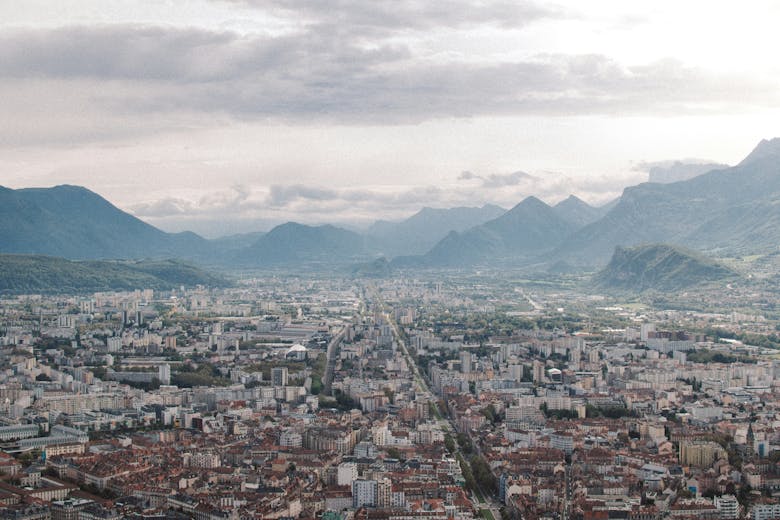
[550,194,606,228]
[509,195,548,212]
[739,137,780,166]
[239,221,365,266]
[52,183,87,190]
[0,184,208,260]
[555,194,589,208]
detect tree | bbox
[737,484,752,506]
[469,454,497,493]
[444,434,456,453]
[18,449,41,465]
[457,432,474,454]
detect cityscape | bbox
[3,2,780,520]
[0,265,779,520]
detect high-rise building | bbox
[460,351,472,374]
[533,360,545,384]
[158,364,171,385]
[272,367,289,387]
[640,323,656,341]
[352,479,377,508]
[337,462,358,486]
[377,477,392,508]
[107,337,121,353]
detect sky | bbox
[1,1,779,237]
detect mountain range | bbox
[1,138,780,274]
[412,196,584,267]
[0,185,511,268]
[367,204,506,257]
[554,138,780,266]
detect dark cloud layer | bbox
[0,23,776,133]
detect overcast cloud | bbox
[1,1,778,235]
[0,25,776,128]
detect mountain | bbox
[366,204,506,257]
[420,196,577,266]
[592,244,737,292]
[210,231,266,253]
[350,257,392,278]
[0,185,209,260]
[9,139,780,271]
[555,138,780,266]
[552,195,605,227]
[597,197,620,214]
[0,255,228,294]
[237,222,368,266]
[646,161,728,183]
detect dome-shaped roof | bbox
[287,343,307,353]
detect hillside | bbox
[592,244,736,292]
[350,257,392,278]
[0,255,228,294]
[0,185,209,260]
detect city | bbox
[0,272,778,520]
[2,1,780,519]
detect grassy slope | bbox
[0,254,227,293]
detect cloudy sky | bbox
[2,1,779,236]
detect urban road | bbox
[322,327,345,396]
[369,286,504,520]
